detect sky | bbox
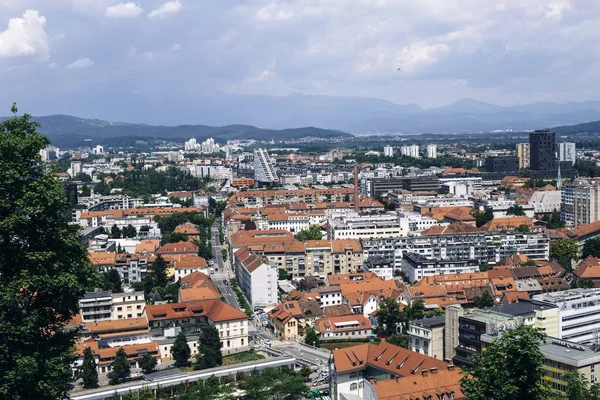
[0,0,599,122]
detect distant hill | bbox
[553,120,600,135]
[0,115,351,148]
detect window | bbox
[350,372,358,379]
[359,381,363,389]
[350,383,358,391]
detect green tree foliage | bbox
[550,239,580,270]
[150,254,169,289]
[304,326,320,348]
[583,237,600,259]
[195,324,223,370]
[278,268,288,280]
[160,231,187,245]
[103,269,123,293]
[221,248,228,262]
[209,198,227,218]
[107,347,131,385]
[81,346,99,389]
[506,204,526,216]
[542,210,565,229]
[400,299,425,333]
[385,335,408,348]
[241,368,308,400]
[461,324,547,400]
[515,224,531,233]
[137,353,158,374]
[122,224,137,238]
[188,375,231,400]
[473,291,495,308]
[80,184,92,197]
[571,277,596,289]
[172,331,191,367]
[110,224,122,239]
[294,225,323,241]
[0,106,99,399]
[73,172,92,183]
[560,371,600,400]
[472,208,494,227]
[376,298,402,336]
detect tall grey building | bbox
[254,148,279,186]
[557,142,576,166]
[530,130,556,171]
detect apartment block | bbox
[517,142,530,169]
[561,179,600,227]
[401,252,480,283]
[408,315,445,359]
[79,290,146,322]
[327,212,409,240]
[234,247,279,307]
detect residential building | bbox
[561,179,600,226]
[573,257,600,288]
[254,148,279,186]
[171,255,209,281]
[530,130,556,171]
[231,177,255,187]
[533,288,600,344]
[79,290,146,322]
[111,291,146,320]
[75,339,161,374]
[230,187,355,208]
[145,299,249,355]
[401,252,480,283]
[315,315,373,341]
[327,212,409,240]
[266,299,323,340]
[364,176,439,197]
[383,145,394,157]
[329,342,451,400]
[156,241,199,257]
[234,247,279,307]
[80,317,151,347]
[408,315,445,359]
[558,142,576,166]
[426,144,437,159]
[517,142,530,169]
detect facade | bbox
[316,315,373,340]
[383,146,394,157]
[401,252,480,283]
[426,144,437,159]
[254,148,279,186]
[533,288,600,344]
[484,156,519,173]
[79,291,146,322]
[234,247,279,307]
[558,142,576,166]
[365,176,439,197]
[530,130,556,171]
[529,190,562,215]
[111,292,146,320]
[408,315,445,359]
[561,179,600,227]
[517,142,530,169]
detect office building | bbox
[533,288,600,344]
[383,145,394,157]
[327,212,409,240]
[561,179,600,226]
[516,143,530,169]
[426,144,437,159]
[254,148,279,186]
[484,156,519,173]
[558,142,576,166]
[530,130,556,171]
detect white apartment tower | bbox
[384,146,395,157]
[558,142,576,166]
[517,143,530,169]
[426,144,437,159]
[254,148,279,186]
[561,179,600,226]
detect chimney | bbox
[354,164,359,213]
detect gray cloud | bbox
[0,0,599,120]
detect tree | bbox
[376,298,402,336]
[294,225,323,241]
[400,299,426,333]
[305,326,320,348]
[550,239,580,270]
[150,254,169,289]
[81,347,99,389]
[385,335,408,348]
[278,268,288,280]
[461,324,547,400]
[221,248,228,262]
[107,347,131,385]
[195,324,223,370]
[122,224,137,238]
[583,237,600,259]
[506,204,526,216]
[0,106,98,399]
[547,210,565,229]
[103,269,123,293]
[137,353,157,375]
[171,331,191,367]
[80,184,91,197]
[473,208,494,227]
[110,224,122,239]
[572,277,596,289]
[515,224,531,233]
[473,291,494,308]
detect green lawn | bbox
[222,350,266,366]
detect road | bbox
[210,219,241,310]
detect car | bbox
[224,280,229,286]
[263,338,271,345]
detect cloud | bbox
[171,43,181,51]
[0,9,49,59]
[66,57,95,69]
[148,0,182,19]
[105,2,144,19]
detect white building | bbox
[234,247,279,307]
[529,190,562,214]
[558,142,576,166]
[408,315,445,359]
[79,290,146,322]
[400,145,420,159]
[561,179,600,226]
[70,161,82,177]
[440,177,483,197]
[327,212,410,240]
[266,213,310,233]
[40,146,60,161]
[426,144,437,159]
[483,199,535,218]
[401,252,480,283]
[167,151,183,163]
[383,146,394,157]
[93,145,104,155]
[533,288,600,344]
[254,148,279,186]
